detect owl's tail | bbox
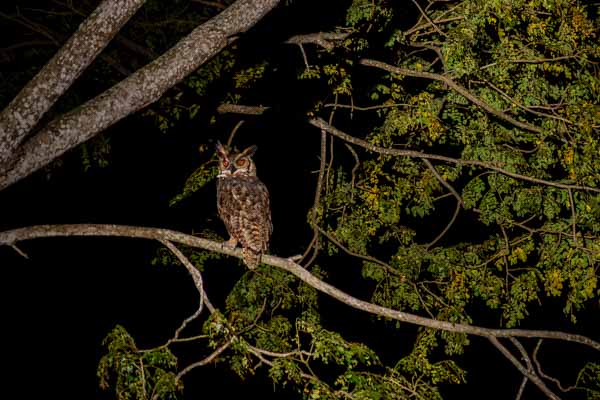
[242,247,262,270]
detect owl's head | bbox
[216,141,258,178]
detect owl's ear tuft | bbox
[239,145,258,158]
[215,141,228,158]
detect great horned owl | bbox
[216,141,272,269]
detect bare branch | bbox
[405,16,464,36]
[285,32,349,51]
[407,0,444,36]
[1,223,598,351]
[172,336,235,387]
[423,158,463,249]
[10,243,29,259]
[159,240,209,339]
[302,97,336,267]
[315,225,405,280]
[533,340,578,393]
[217,104,270,115]
[488,337,560,400]
[359,58,543,134]
[226,120,245,147]
[308,117,600,194]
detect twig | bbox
[510,55,578,64]
[488,336,560,400]
[308,117,600,194]
[247,344,311,359]
[516,376,529,400]
[345,143,360,204]
[568,189,577,246]
[359,58,543,134]
[509,337,535,372]
[532,340,577,392]
[159,240,211,338]
[300,126,327,267]
[323,102,411,111]
[484,80,573,126]
[10,243,29,259]
[315,225,405,280]
[407,0,445,36]
[426,201,460,249]
[404,16,463,36]
[226,120,245,147]
[246,345,317,382]
[301,98,336,267]
[173,336,235,383]
[422,158,463,249]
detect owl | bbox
[216,141,272,269]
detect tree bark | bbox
[0,0,146,167]
[0,0,280,191]
[1,223,599,352]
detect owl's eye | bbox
[236,159,247,167]
[222,159,229,167]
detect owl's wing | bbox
[239,178,272,253]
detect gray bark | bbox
[0,0,146,166]
[1,223,599,352]
[0,0,280,191]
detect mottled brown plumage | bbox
[216,141,272,269]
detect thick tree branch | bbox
[359,58,543,134]
[0,0,280,191]
[1,223,598,351]
[0,0,146,166]
[308,117,600,194]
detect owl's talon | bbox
[222,237,238,250]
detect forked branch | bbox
[1,223,598,351]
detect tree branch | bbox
[358,58,543,134]
[217,103,270,115]
[308,117,600,194]
[0,0,281,191]
[285,32,349,51]
[422,158,462,249]
[0,0,146,166]
[1,223,598,351]
[488,336,560,400]
[172,336,235,385]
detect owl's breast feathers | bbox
[217,176,272,268]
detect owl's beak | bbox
[217,168,233,178]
